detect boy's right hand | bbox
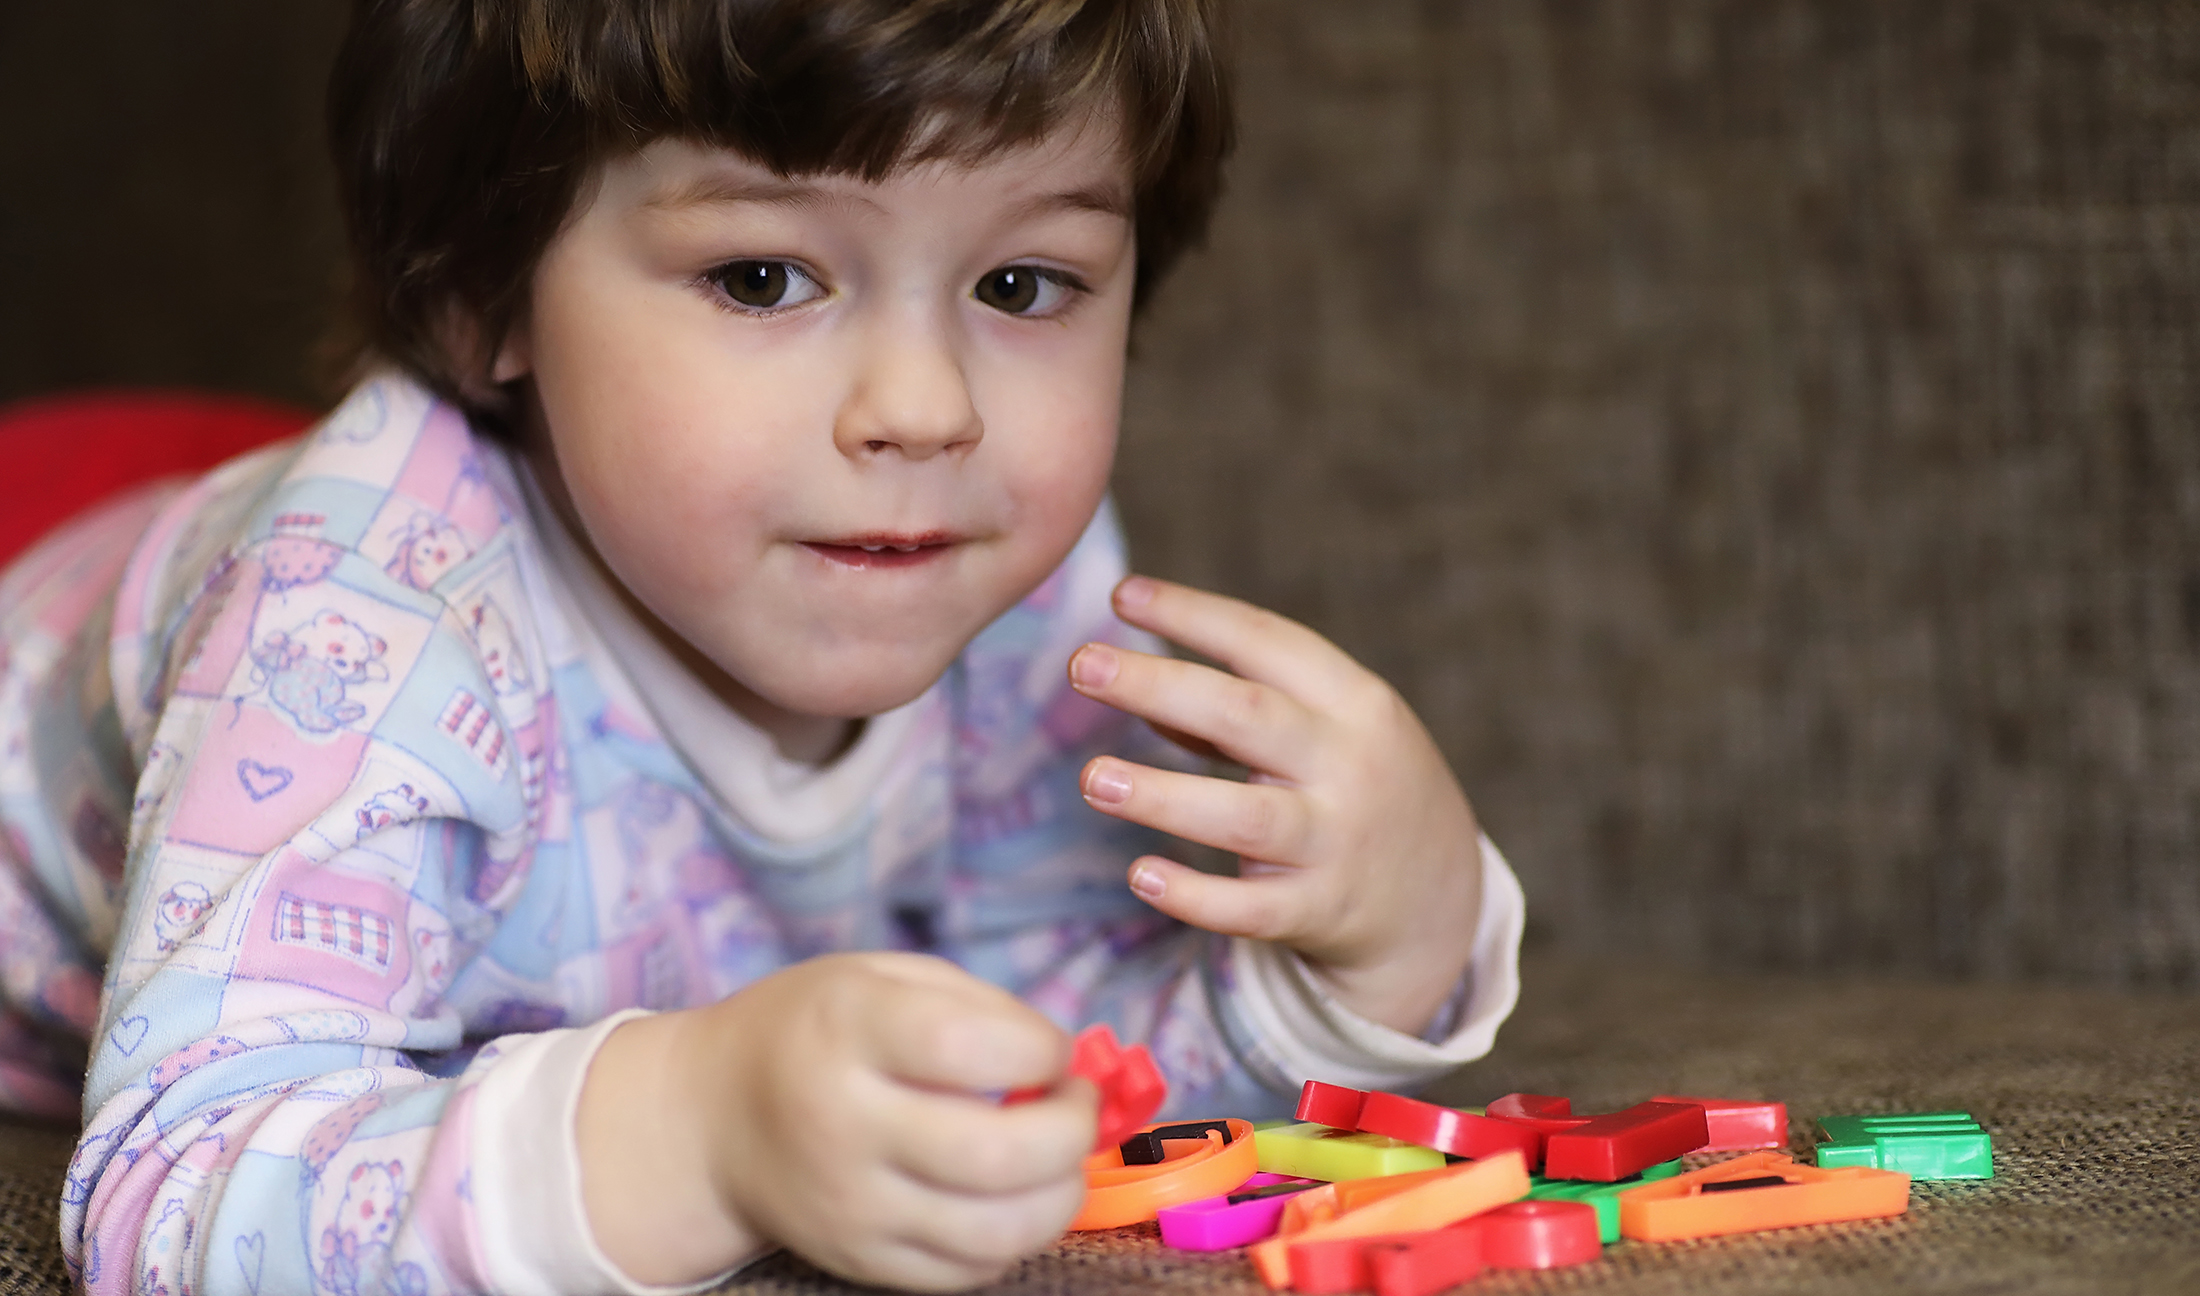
[578,952,1095,1291]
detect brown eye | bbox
[975,266,1042,314]
[716,260,790,308]
[705,260,825,312]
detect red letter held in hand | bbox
[1006,1023,1166,1153]
[1542,1102,1709,1182]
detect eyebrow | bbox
[642,174,878,215]
[1006,182,1134,223]
[644,173,1131,224]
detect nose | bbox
[833,314,984,461]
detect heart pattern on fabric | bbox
[235,1232,265,1296]
[110,1015,150,1056]
[235,759,294,802]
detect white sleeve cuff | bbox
[1227,834,1525,1094]
[470,1009,739,1296]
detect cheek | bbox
[987,354,1123,535]
[567,419,790,609]
[529,300,807,591]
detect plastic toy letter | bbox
[1288,1229,1460,1295]
[1074,1118,1258,1230]
[1542,1102,1710,1182]
[1296,1080,1369,1129]
[1528,1158,1683,1242]
[1156,1175,1320,1251]
[1250,1152,1531,1289]
[1618,1151,1910,1241]
[1006,1023,1166,1153]
[1365,1227,1487,1296]
[1474,1200,1601,1269]
[1255,1122,1447,1181]
[1813,1112,1993,1179]
[1277,1166,1461,1238]
[1650,1095,1788,1151]
[1283,1194,1595,1294]
[1357,1091,1542,1162]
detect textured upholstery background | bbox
[5,1,2200,986]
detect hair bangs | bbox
[329,0,1233,419]
[524,1,1173,183]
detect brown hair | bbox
[327,0,1234,423]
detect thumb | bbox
[1126,854,1309,942]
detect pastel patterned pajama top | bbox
[0,376,1523,1295]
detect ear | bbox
[489,313,532,384]
[434,302,533,406]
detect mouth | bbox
[801,531,962,570]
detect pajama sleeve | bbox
[941,508,1523,1120]
[63,453,569,1296]
[463,1010,734,1295]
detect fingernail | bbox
[1129,862,1166,899]
[1083,761,1132,805]
[1070,643,1119,690]
[1115,576,1156,611]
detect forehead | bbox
[602,113,1134,226]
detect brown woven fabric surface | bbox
[0,1119,72,1296]
[1114,0,2200,989]
[9,0,2198,989]
[4,954,2184,1295]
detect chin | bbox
[759,648,961,721]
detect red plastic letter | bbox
[1477,1200,1601,1269]
[1358,1091,1542,1162]
[1481,1093,1592,1169]
[1486,1093,1573,1121]
[1542,1101,1709,1182]
[1650,1095,1788,1151]
[1009,1024,1167,1152]
[1296,1080,1368,1129]
[1367,1226,1486,1296]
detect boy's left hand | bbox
[1070,575,1485,1037]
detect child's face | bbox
[503,118,1134,733]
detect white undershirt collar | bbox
[518,462,925,845]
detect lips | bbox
[802,531,961,570]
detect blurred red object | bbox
[0,390,315,567]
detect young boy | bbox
[0,1,1524,1292]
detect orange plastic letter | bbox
[1251,1152,1531,1288]
[1617,1151,1909,1242]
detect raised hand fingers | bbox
[1081,756,1314,865]
[1122,854,1312,943]
[1109,575,1373,704]
[1070,641,1319,778]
